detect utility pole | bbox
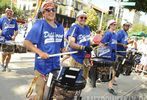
[115,0,121,23]
[99,11,104,30]
[115,0,136,23]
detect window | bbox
[33,3,36,7]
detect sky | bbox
[84,0,147,25]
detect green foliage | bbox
[101,14,121,31]
[130,23,147,34]
[0,0,25,19]
[84,7,99,31]
[125,0,147,12]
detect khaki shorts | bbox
[63,56,89,79]
[34,70,46,100]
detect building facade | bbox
[13,0,104,27]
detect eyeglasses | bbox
[112,23,116,26]
[80,16,87,20]
[45,8,56,12]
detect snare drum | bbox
[1,42,15,53]
[47,67,86,100]
[15,45,27,53]
[89,58,114,87]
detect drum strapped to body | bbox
[1,42,15,53]
[90,58,114,82]
[116,50,137,76]
[47,67,86,100]
[0,41,27,53]
[15,43,27,53]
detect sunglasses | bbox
[80,16,87,20]
[45,8,56,12]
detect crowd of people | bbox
[0,0,147,100]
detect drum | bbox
[15,45,27,53]
[46,67,86,100]
[89,58,114,87]
[1,41,15,53]
[116,51,135,77]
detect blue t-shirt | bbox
[25,19,64,75]
[101,31,117,61]
[66,24,91,64]
[117,30,128,56]
[0,16,18,40]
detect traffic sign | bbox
[121,2,136,6]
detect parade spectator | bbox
[136,38,147,75]
[66,10,92,79]
[93,30,103,45]
[0,8,18,72]
[24,1,65,100]
[100,19,117,95]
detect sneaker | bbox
[107,88,117,95]
[6,68,11,72]
[2,67,6,72]
[113,82,118,86]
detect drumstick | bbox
[37,51,78,59]
[65,27,76,50]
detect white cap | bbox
[107,19,116,28]
[122,20,131,26]
[76,10,87,18]
[5,8,13,13]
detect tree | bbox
[0,0,24,19]
[125,0,147,12]
[100,14,121,31]
[84,7,99,31]
[130,23,147,34]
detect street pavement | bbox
[0,54,147,100]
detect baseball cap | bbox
[122,20,131,26]
[107,19,116,28]
[76,10,87,18]
[5,8,13,13]
[41,1,56,12]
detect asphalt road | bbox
[0,57,146,100]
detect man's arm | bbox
[68,36,84,50]
[11,30,18,40]
[24,40,49,59]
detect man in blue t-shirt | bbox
[24,1,64,100]
[0,8,18,72]
[66,10,92,79]
[117,21,133,56]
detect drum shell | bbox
[1,44,15,53]
[50,67,86,99]
[15,45,27,53]
[92,59,114,82]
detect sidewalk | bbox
[0,62,34,100]
[0,61,147,100]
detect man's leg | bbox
[5,53,11,72]
[35,70,46,100]
[1,53,7,71]
[108,68,117,95]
